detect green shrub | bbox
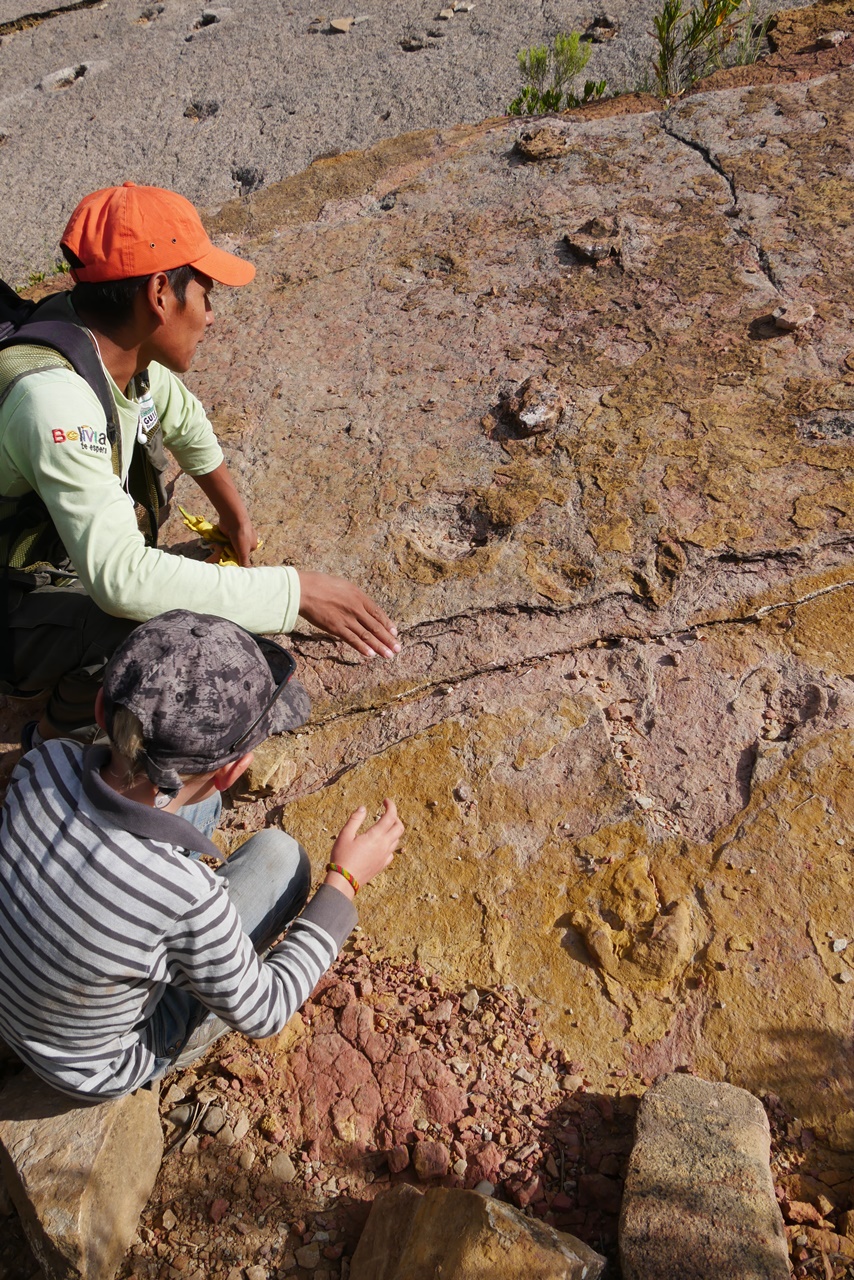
[652,0,774,97]
[508,32,607,115]
[652,0,743,96]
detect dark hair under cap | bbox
[102,610,310,796]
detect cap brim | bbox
[190,243,256,286]
[265,676,312,736]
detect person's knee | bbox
[275,835,311,904]
[232,829,311,902]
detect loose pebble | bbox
[270,1152,297,1183]
[816,28,849,47]
[773,300,815,331]
[201,1106,226,1135]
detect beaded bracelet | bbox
[326,862,360,894]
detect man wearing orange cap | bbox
[0,183,400,743]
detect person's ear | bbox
[94,687,107,731]
[145,271,172,326]
[213,752,254,792]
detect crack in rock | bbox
[0,0,104,37]
[660,111,789,297]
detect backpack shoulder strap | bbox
[0,278,35,341]
[0,317,120,448]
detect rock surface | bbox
[155,25,854,1152]
[619,1074,789,1279]
[0,0,824,279]
[0,6,853,1277]
[350,1182,606,1279]
[0,1069,163,1279]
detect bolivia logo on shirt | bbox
[52,425,109,457]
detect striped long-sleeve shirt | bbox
[0,740,356,1099]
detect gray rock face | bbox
[619,1074,790,1280]
[0,0,815,279]
[351,1183,606,1279]
[0,1069,163,1280]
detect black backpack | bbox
[0,277,164,587]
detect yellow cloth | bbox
[179,507,263,568]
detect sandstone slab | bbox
[619,1074,789,1279]
[0,1069,163,1280]
[350,1183,606,1279]
[147,42,854,1151]
[1,1,854,1196]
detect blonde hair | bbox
[108,705,201,788]
[109,706,147,785]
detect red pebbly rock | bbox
[208,1198,230,1224]
[406,1050,456,1092]
[551,1192,575,1211]
[783,1199,824,1226]
[465,1141,503,1186]
[423,1086,468,1126]
[306,1032,350,1073]
[352,1081,383,1125]
[595,1097,614,1123]
[387,1144,410,1173]
[422,1000,454,1025]
[377,1058,407,1097]
[289,1048,310,1084]
[361,1031,392,1065]
[413,1140,451,1181]
[508,1174,546,1209]
[331,1097,355,1125]
[337,1001,371,1041]
[318,980,356,1008]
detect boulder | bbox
[619,1074,789,1279]
[0,1069,163,1280]
[350,1183,606,1279]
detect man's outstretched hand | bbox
[297,570,401,659]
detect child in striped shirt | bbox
[0,609,403,1099]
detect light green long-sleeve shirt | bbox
[0,326,300,634]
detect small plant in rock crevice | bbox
[508,31,607,115]
[652,0,775,97]
[720,0,775,69]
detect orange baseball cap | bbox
[61,182,255,286]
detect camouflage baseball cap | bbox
[103,609,310,794]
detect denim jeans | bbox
[142,828,311,1077]
[177,793,222,843]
